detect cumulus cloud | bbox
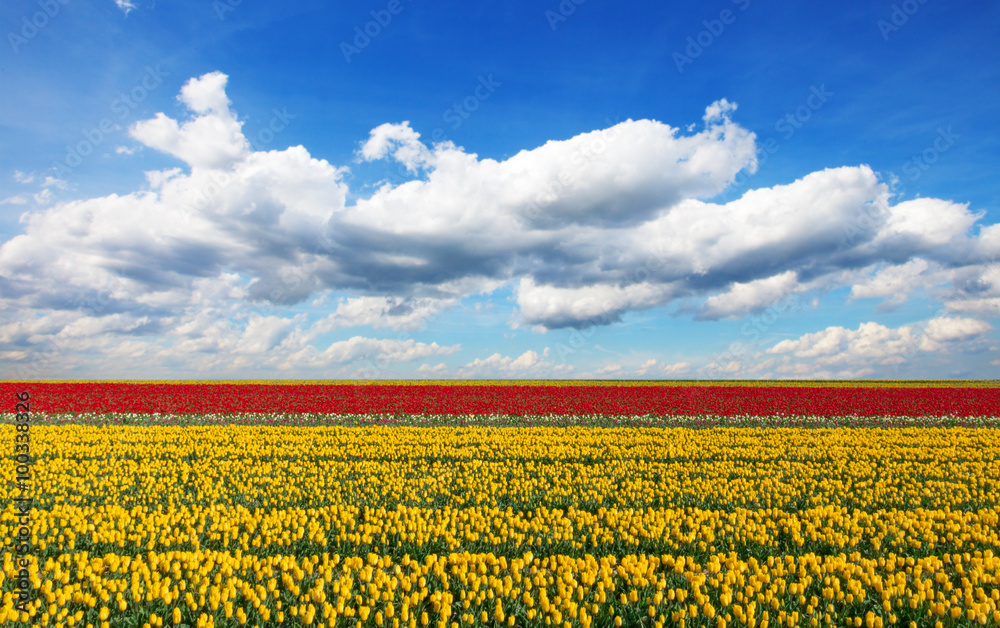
[457,348,574,378]
[920,316,994,351]
[516,278,676,330]
[233,314,304,355]
[312,296,458,332]
[579,363,624,379]
[767,321,923,362]
[635,359,691,377]
[567,359,689,380]
[358,122,435,173]
[849,259,940,309]
[757,316,994,376]
[130,72,249,169]
[1,71,998,376]
[416,362,448,376]
[942,262,1000,318]
[698,271,799,320]
[868,198,983,253]
[296,336,460,370]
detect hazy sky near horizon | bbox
[1,0,999,379]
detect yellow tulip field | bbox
[2,381,1000,627]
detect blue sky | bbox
[2,0,999,379]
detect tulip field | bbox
[2,381,1000,628]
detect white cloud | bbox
[698,271,799,320]
[313,296,459,333]
[458,348,574,377]
[849,258,940,308]
[233,314,304,355]
[515,277,675,330]
[2,174,66,209]
[313,336,459,367]
[974,224,1000,259]
[1,71,999,376]
[943,262,1000,318]
[869,197,983,252]
[130,72,249,169]
[768,321,920,363]
[358,122,435,173]
[416,362,448,375]
[115,0,137,14]
[920,316,994,351]
[758,316,993,377]
[635,359,691,377]
[580,363,623,379]
[30,188,55,205]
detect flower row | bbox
[6,379,996,387]
[3,548,999,627]
[4,502,997,563]
[2,426,996,511]
[4,383,999,415]
[4,412,1000,428]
